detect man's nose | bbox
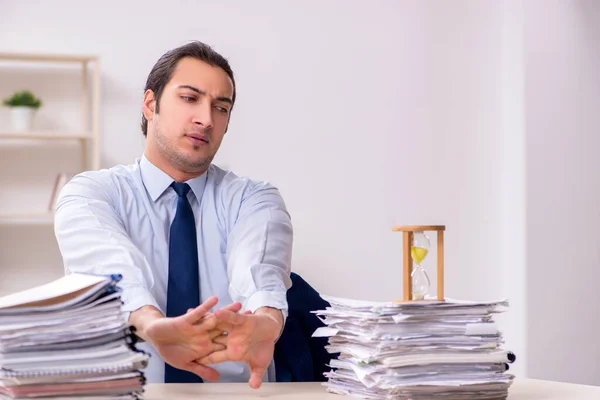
[192,102,213,129]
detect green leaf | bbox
[2,90,43,109]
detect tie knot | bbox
[171,182,191,198]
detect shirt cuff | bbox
[120,286,161,326]
[245,290,288,317]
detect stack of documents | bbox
[0,273,149,399]
[313,296,515,399]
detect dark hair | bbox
[140,41,236,136]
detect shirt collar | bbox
[140,154,208,202]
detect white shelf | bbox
[0,131,92,140]
[0,52,97,64]
[0,213,54,226]
[0,51,100,170]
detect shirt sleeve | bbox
[225,180,293,322]
[53,172,161,322]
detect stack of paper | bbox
[313,296,516,400]
[0,273,149,399]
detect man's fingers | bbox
[221,302,243,313]
[194,313,217,331]
[184,296,219,324]
[190,302,241,330]
[213,333,228,346]
[212,309,246,333]
[198,349,229,365]
[214,320,236,333]
[214,309,246,326]
[188,362,220,382]
[249,366,266,389]
[210,342,226,353]
[209,329,225,340]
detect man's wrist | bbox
[254,306,284,337]
[129,305,164,343]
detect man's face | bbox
[144,57,234,173]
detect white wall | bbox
[524,0,600,386]
[1,0,598,386]
[1,0,512,303]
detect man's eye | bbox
[181,96,196,102]
[214,106,229,113]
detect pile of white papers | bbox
[313,296,515,399]
[0,273,149,399]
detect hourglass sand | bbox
[411,231,431,300]
[392,225,446,302]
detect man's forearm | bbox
[129,305,164,342]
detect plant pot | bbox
[10,106,36,132]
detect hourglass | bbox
[392,225,446,302]
[411,231,431,300]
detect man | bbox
[53,41,293,389]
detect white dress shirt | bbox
[53,154,293,383]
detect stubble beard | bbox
[153,125,214,172]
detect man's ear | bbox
[142,90,157,121]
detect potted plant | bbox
[2,90,43,132]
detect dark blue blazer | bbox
[273,272,337,382]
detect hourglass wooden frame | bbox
[392,225,446,302]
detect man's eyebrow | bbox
[177,85,233,105]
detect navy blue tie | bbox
[165,182,203,383]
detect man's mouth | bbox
[186,133,209,146]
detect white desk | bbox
[143,379,600,399]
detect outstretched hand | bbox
[144,296,242,381]
[198,308,282,388]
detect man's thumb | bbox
[189,362,221,382]
[249,366,266,389]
